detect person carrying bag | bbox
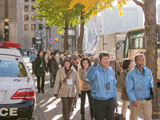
[54,58,81,120]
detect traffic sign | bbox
[49,38,54,44]
[55,37,59,42]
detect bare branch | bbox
[133,0,143,7]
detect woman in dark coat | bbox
[35,50,47,93]
[48,52,59,88]
[120,59,134,120]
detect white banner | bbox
[86,17,102,54]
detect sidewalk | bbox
[35,75,91,120]
[23,57,89,120]
[34,74,145,120]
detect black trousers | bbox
[37,76,45,92]
[93,98,116,120]
[81,91,94,118]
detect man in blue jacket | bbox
[29,49,37,74]
[86,52,117,120]
[126,53,154,120]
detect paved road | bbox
[23,56,142,120]
[35,75,91,120]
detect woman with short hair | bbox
[54,58,81,120]
[78,58,94,120]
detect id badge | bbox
[106,83,110,90]
[58,64,62,69]
[40,64,43,67]
[67,79,73,85]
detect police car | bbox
[0,42,36,120]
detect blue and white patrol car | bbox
[0,42,36,120]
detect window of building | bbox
[24,15,29,21]
[24,5,29,12]
[39,24,43,30]
[24,24,29,30]
[31,5,36,11]
[31,24,36,30]
[24,0,29,2]
[31,16,36,21]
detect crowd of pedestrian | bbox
[29,48,154,120]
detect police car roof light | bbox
[5,42,21,48]
[0,42,21,48]
[0,42,5,47]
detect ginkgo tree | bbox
[35,0,99,52]
[74,4,99,53]
[69,0,129,17]
[69,0,128,53]
[35,0,127,52]
[35,0,83,50]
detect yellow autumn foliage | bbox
[70,0,130,16]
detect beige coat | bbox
[54,67,81,97]
[110,60,122,92]
[120,70,129,101]
[78,68,91,91]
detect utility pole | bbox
[4,0,9,42]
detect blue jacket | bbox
[29,53,37,62]
[126,66,154,103]
[86,65,117,100]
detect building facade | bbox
[17,0,47,50]
[0,0,79,52]
[158,4,160,23]
[101,3,144,34]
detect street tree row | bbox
[35,0,126,53]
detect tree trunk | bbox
[64,20,69,50]
[77,22,85,54]
[77,10,85,54]
[134,0,158,112]
[144,0,158,112]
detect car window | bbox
[0,60,27,77]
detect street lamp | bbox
[4,18,9,22]
[4,18,9,42]
[4,0,9,42]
